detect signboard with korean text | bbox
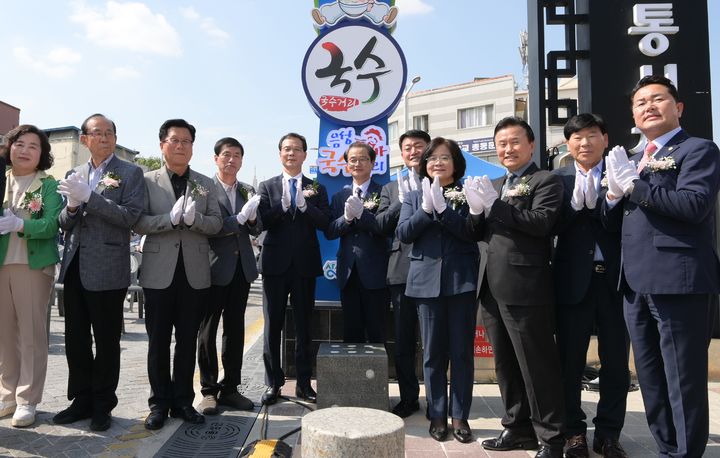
[304,0,403,301]
[588,1,712,150]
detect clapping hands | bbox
[237,194,261,225]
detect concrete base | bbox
[301,407,404,458]
[316,343,389,410]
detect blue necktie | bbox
[289,178,297,210]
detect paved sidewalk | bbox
[1,283,719,457]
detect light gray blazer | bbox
[58,155,145,291]
[133,166,222,290]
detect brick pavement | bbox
[1,282,719,457]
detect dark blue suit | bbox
[606,131,720,457]
[325,181,389,343]
[257,174,331,388]
[552,162,629,442]
[376,178,420,406]
[396,184,481,420]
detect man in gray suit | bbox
[54,114,145,432]
[134,119,222,430]
[196,137,262,415]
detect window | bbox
[458,105,494,129]
[388,121,398,142]
[412,115,428,132]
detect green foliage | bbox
[135,156,163,171]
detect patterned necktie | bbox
[355,187,362,199]
[502,173,516,198]
[637,142,657,173]
[585,171,597,209]
[289,178,297,210]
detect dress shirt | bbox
[88,154,115,190]
[168,167,191,200]
[352,179,371,199]
[218,177,238,213]
[502,162,533,197]
[643,126,682,158]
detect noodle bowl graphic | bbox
[338,0,371,17]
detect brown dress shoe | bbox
[565,434,589,458]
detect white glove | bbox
[407,168,420,192]
[170,195,185,225]
[281,179,291,212]
[420,177,433,214]
[608,146,639,195]
[478,175,499,213]
[605,155,625,200]
[344,195,364,221]
[430,176,447,214]
[570,170,585,211]
[183,195,196,226]
[463,176,484,216]
[0,209,24,234]
[585,172,597,209]
[58,172,91,207]
[295,179,307,212]
[237,194,261,225]
[396,168,409,204]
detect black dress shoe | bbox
[565,434,589,458]
[295,385,316,403]
[89,412,112,432]
[481,428,538,451]
[429,418,448,442]
[144,410,167,430]
[391,399,419,418]
[170,406,205,424]
[592,437,628,458]
[451,419,473,443]
[535,445,563,458]
[261,386,281,405]
[53,402,93,425]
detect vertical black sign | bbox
[588,0,712,149]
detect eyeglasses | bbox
[347,157,372,165]
[84,131,115,139]
[426,155,452,164]
[165,138,193,146]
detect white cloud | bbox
[396,0,434,15]
[13,46,82,78]
[70,1,182,57]
[109,66,141,80]
[179,5,230,45]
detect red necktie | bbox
[637,142,657,172]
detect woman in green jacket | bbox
[0,124,61,427]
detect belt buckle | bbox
[593,263,606,274]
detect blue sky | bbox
[0,0,717,184]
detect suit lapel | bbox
[214,176,233,215]
[156,166,177,208]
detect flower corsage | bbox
[189,179,209,198]
[20,190,43,215]
[505,177,531,197]
[303,179,320,198]
[363,192,380,210]
[444,187,467,210]
[99,171,121,190]
[644,156,676,172]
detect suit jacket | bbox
[58,155,145,291]
[476,163,563,306]
[209,177,262,286]
[257,174,331,277]
[552,162,623,305]
[376,180,412,285]
[0,171,62,269]
[608,131,720,294]
[396,183,482,299]
[325,180,388,290]
[134,166,222,290]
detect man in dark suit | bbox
[325,141,388,343]
[552,114,629,458]
[257,132,331,405]
[134,119,222,430]
[604,75,720,457]
[376,129,429,418]
[54,114,145,432]
[471,117,565,457]
[196,137,262,416]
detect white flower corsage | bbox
[444,187,467,210]
[20,190,43,215]
[363,192,380,210]
[505,177,531,197]
[100,171,121,189]
[600,170,608,188]
[303,179,319,198]
[239,186,255,201]
[644,156,676,172]
[189,179,209,198]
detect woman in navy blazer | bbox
[396,138,482,443]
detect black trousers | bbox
[556,270,629,441]
[389,284,419,403]
[262,272,315,388]
[62,255,126,415]
[143,257,207,411]
[340,268,389,343]
[197,260,251,397]
[480,283,566,449]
